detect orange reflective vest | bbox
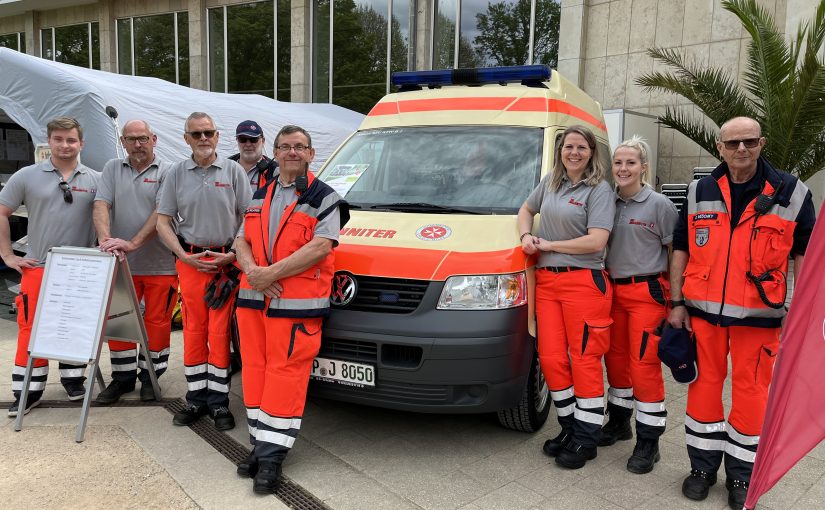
[683,161,810,328]
[237,172,348,317]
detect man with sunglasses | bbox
[229,120,277,190]
[0,116,100,416]
[156,112,251,431]
[668,117,816,509]
[93,119,178,405]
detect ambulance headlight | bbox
[437,273,527,310]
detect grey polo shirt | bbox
[157,155,252,247]
[606,185,679,279]
[0,159,100,263]
[95,157,176,275]
[525,174,615,269]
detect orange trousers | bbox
[605,276,669,439]
[685,317,779,481]
[536,268,612,448]
[108,274,178,384]
[237,307,322,463]
[11,267,86,397]
[176,260,235,408]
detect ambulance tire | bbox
[497,350,550,432]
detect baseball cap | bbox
[236,120,264,138]
[657,324,698,384]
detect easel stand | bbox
[14,247,161,442]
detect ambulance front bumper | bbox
[309,305,533,414]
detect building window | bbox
[40,22,100,69]
[116,12,190,86]
[207,1,291,101]
[435,0,560,69]
[312,0,415,114]
[0,32,26,53]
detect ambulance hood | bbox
[336,211,530,280]
[0,48,363,171]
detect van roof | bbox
[361,70,606,135]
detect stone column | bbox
[556,0,587,87]
[98,0,116,72]
[188,0,207,90]
[24,10,39,56]
[415,0,431,70]
[291,0,311,102]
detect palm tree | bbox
[637,0,825,181]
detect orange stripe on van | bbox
[335,245,529,280]
[367,96,606,131]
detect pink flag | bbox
[746,202,825,509]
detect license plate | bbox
[311,357,375,387]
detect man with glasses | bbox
[668,117,816,509]
[0,116,100,416]
[93,119,178,405]
[233,125,348,494]
[229,120,277,190]
[156,112,251,431]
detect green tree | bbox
[637,0,825,181]
[473,0,560,67]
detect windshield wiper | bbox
[369,202,482,214]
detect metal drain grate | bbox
[0,398,172,408]
[165,399,332,510]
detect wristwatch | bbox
[670,299,686,308]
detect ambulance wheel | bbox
[497,350,549,432]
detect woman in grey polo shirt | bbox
[518,125,615,470]
[602,136,678,474]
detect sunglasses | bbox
[58,181,73,204]
[187,130,217,139]
[236,136,262,144]
[721,138,760,150]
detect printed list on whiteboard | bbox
[31,253,112,361]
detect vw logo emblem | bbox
[331,272,357,307]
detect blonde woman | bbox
[602,136,678,474]
[518,125,615,470]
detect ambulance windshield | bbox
[319,126,543,214]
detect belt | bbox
[177,236,232,254]
[610,273,666,285]
[540,266,587,273]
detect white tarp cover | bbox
[0,48,363,171]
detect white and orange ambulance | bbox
[313,65,610,432]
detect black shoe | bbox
[542,430,573,457]
[626,438,660,474]
[253,461,282,494]
[726,479,749,510]
[172,404,208,426]
[238,453,258,478]
[211,406,236,431]
[95,380,135,405]
[598,416,633,446]
[64,382,86,401]
[8,392,42,417]
[555,441,597,469]
[140,382,156,402]
[681,469,718,501]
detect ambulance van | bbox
[312,65,610,432]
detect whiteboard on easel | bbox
[28,248,116,363]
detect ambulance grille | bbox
[319,338,378,363]
[343,276,429,313]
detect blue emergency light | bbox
[391,65,552,89]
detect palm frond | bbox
[657,107,720,159]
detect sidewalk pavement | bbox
[1,312,824,509]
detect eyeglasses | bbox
[721,138,761,150]
[122,136,151,145]
[237,136,262,144]
[276,144,310,153]
[58,181,73,204]
[187,130,217,139]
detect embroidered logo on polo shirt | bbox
[143,177,159,183]
[568,198,584,207]
[629,218,655,228]
[214,182,232,188]
[71,186,95,193]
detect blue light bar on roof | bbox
[391,65,551,88]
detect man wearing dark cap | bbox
[229,120,277,191]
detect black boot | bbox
[555,441,597,469]
[253,461,282,494]
[626,438,660,474]
[237,452,258,478]
[542,430,573,457]
[726,479,748,510]
[598,415,632,446]
[681,469,717,501]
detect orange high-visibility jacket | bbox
[683,162,810,328]
[237,172,348,317]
